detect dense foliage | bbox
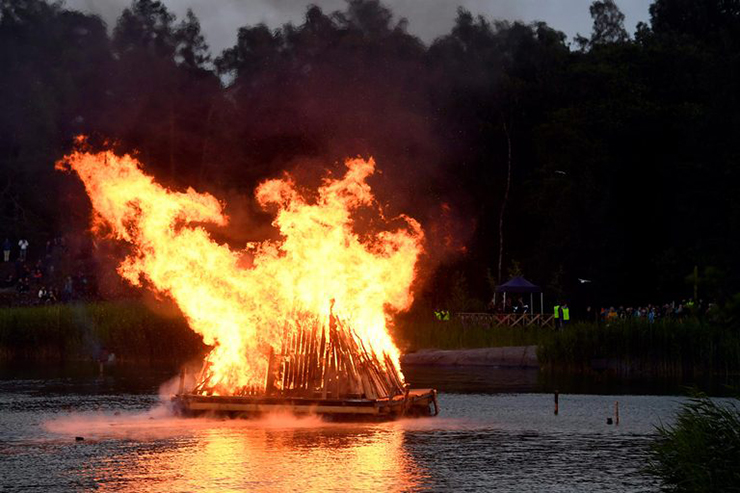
[649,395,740,491]
[537,320,740,375]
[0,301,204,362]
[2,0,740,309]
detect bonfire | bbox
[57,140,438,419]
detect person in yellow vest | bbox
[553,303,561,329]
[561,303,570,326]
[685,299,695,316]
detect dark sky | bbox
[65,0,650,55]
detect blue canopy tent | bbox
[494,276,543,314]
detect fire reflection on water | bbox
[46,412,430,492]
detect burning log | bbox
[171,305,439,420]
[188,307,405,401]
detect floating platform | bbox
[172,388,438,421]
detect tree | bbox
[112,0,175,57]
[0,0,111,235]
[649,0,740,50]
[175,9,210,71]
[340,0,395,36]
[109,1,219,184]
[576,0,629,49]
[2,0,740,309]
[215,24,283,78]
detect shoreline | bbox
[402,346,539,368]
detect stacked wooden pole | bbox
[191,309,405,400]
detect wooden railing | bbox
[457,312,555,328]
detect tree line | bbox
[1,0,739,310]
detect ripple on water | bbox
[0,389,679,492]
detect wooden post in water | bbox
[615,401,620,425]
[554,390,559,415]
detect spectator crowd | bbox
[593,300,714,324]
[0,235,96,306]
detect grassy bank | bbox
[0,301,205,364]
[6,303,739,376]
[395,318,546,352]
[396,317,740,376]
[649,394,740,491]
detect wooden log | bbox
[305,319,319,391]
[318,325,327,395]
[333,323,360,395]
[290,326,299,391]
[264,347,275,395]
[332,341,340,398]
[321,336,331,399]
[301,321,311,391]
[383,353,404,394]
[291,326,301,391]
[361,373,377,400]
[357,338,392,396]
[285,329,296,391]
[295,322,306,392]
[343,330,364,396]
[302,321,313,391]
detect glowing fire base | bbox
[172,315,439,420]
[172,389,438,421]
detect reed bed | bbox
[537,320,740,376]
[395,317,740,376]
[0,301,204,363]
[648,394,740,491]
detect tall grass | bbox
[0,301,204,363]
[394,318,546,352]
[394,316,740,376]
[537,320,740,376]
[648,394,740,491]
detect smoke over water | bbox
[44,410,327,440]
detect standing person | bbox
[561,303,570,327]
[62,276,74,301]
[553,303,561,329]
[18,238,29,261]
[2,238,10,262]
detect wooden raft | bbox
[173,307,440,419]
[172,388,439,420]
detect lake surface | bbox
[0,363,695,492]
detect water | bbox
[0,363,691,492]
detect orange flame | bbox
[57,144,423,395]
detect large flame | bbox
[57,144,423,396]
